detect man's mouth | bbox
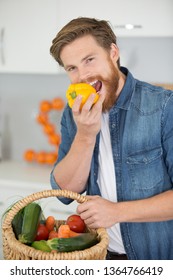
[90,80,102,93]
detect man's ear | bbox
[110,43,119,61]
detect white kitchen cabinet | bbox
[0,0,61,74]
[57,0,173,37]
[1,1,172,74]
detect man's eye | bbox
[67,66,75,72]
[86,57,94,63]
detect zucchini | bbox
[31,240,51,252]
[47,232,98,252]
[18,202,42,244]
[12,208,24,239]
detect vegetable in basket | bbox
[31,240,51,252]
[66,214,86,233]
[31,232,98,252]
[35,223,49,241]
[35,215,56,241]
[12,208,24,239]
[48,232,98,252]
[18,202,42,244]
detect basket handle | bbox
[2,189,88,229]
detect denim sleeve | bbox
[162,91,173,184]
[57,106,77,163]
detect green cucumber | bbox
[31,240,51,252]
[47,232,98,252]
[18,202,42,244]
[12,208,24,239]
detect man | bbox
[50,17,173,260]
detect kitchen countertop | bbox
[0,160,52,189]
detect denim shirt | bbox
[50,67,173,259]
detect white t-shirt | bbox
[97,112,126,254]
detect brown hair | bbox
[50,17,120,68]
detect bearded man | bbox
[50,17,173,260]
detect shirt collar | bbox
[112,66,136,111]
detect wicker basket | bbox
[2,189,109,260]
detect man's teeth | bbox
[90,81,98,86]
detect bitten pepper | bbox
[66,83,99,109]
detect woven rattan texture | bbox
[2,189,109,260]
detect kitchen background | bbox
[0,0,173,162]
[0,0,173,259]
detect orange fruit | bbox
[52,97,65,110]
[48,133,61,146]
[43,123,55,135]
[36,113,49,125]
[35,151,47,164]
[39,100,52,113]
[45,152,58,165]
[24,149,36,162]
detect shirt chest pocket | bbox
[126,147,163,191]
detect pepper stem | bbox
[70,91,77,99]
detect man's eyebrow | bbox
[81,53,95,62]
[64,64,74,70]
[64,53,96,70]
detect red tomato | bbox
[35,224,49,241]
[66,214,86,233]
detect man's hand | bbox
[72,92,106,141]
[77,195,119,229]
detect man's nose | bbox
[78,67,91,83]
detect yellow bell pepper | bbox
[66,83,99,109]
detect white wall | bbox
[118,37,173,83]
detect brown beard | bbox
[94,60,120,113]
[103,60,120,112]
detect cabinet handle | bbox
[0,28,5,65]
